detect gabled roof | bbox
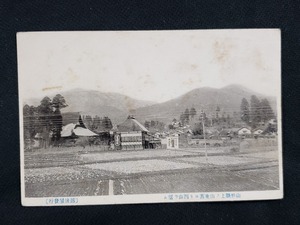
[61,123,76,137]
[237,127,251,131]
[73,127,98,136]
[219,129,231,136]
[61,123,98,137]
[62,112,87,129]
[252,127,264,132]
[229,128,241,132]
[117,117,149,132]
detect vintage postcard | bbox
[18,29,283,206]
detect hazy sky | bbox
[17,29,280,103]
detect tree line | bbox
[179,107,197,125]
[175,107,233,128]
[240,95,275,128]
[82,115,113,131]
[144,120,165,131]
[23,94,68,148]
[167,95,275,132]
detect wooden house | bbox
[116,116,161,150]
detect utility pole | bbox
[200,110,208,164]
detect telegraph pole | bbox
[200,110,208,164]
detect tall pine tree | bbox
[250,95,261,128]
[23,105,36,140]
[190,107,197,119]
[102,116,113,130]
[38,96,53,133]
[179,113,185,125]
[52,94,67,143]
[260,98,275,122]
[184,108,190,124]
[240,98,250,124]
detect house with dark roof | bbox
[116,115,161,150]
[62,112,113,145]
[117,115,149,133]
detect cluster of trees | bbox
[179,107,197,125]
[211,112,233,127]
[176,106,234,128]
[163,96,275,135]
[192,111,209,135]
[144,120,165,131]
[23,94,68,147]
[82,115,113,131]
[240,95,275,128]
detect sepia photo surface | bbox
[18,29,283,206]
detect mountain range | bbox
[24,85,276,125]
[132,84,276,124]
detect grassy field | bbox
[24,146,280,197]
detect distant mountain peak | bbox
[182,85,251,96]
[221,84,250,91]
[133,84,276,124]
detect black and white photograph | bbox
[18,29,282,206]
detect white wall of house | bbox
[166,136,179,149]
[119,131,143,150]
